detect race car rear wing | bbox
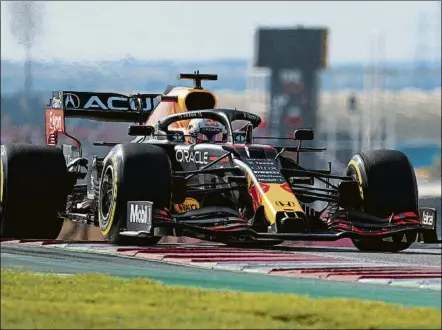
[46,91,163,122]
[44,90,178,148]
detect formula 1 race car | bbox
[0,72,440,252]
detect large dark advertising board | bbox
[254,27,328,168]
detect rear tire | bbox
[0,144,67,240]
[346,150,418,253]
[98,143,172,246]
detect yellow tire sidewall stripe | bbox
[348,159,364,200]
[100,155,119,236]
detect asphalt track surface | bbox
[1,241,441,309]
[58,220,442,267]
[267,243,442,268]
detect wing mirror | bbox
[128,125,155,136]
[293,129,314,141]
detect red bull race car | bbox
[0,72,439,252]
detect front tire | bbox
[346,149,418,253]
[98,143,172,246]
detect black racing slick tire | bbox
[98,143,172,246]
[346,149,418,252]
[0,144,67,240]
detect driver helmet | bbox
[188,118,227,143]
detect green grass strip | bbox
[1,268,441,329]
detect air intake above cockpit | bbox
[185,91,216,111]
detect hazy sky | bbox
[1,1,440,64]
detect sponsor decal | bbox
[128,202,151,224]
[65,93,81,108]
[208,155,230,163]
[246,159,285,183]
[63,93,155,111]
[52,97,62,109]
[45,109,65,145]
[126,201,153,233]
[248,180,303,223]
[177,111,203,120]
[204,119,219,127]
[51,91,63,109]
[201,126,223,133]
[243,112,260,122]
[49,110,64,132]
[175,149,208,165]
[84,95,135,111]
[248,160,278,171]
[171,132,185,142]
[421,210,434,227]
[174,197,200,214]
[83,96,107,109]
[234,133,246,143]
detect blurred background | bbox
[1,1,440,239]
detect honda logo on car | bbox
[176,149,208,164]
[129,204,150,224]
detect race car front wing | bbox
[120,202,441,245]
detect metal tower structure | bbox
[414,11,430,89]
[435,1,442,63]
[250,26,328,170]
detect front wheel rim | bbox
[100,166,114,228]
